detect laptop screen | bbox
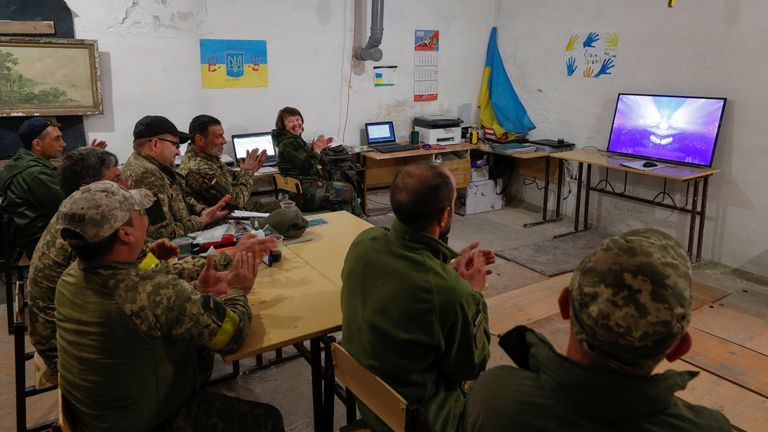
[231,133,276,160]
[365,121,396,144]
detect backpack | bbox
[319,146,362,196]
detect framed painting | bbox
[0,37,102,116]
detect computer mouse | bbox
[643,161,657,168]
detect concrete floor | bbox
[2,191,767,431]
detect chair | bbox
[13,280,59,432]
[273,173,303,199]
[331,343,428,432]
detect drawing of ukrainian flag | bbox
[200,39,268,88]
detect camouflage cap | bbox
[569,228,692,372]
[257,208,308,239]
[59,180,155,243]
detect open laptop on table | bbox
[364,121,419,153]
[231,132,278,166]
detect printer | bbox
[414,115,462,145]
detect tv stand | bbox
[550,149,719,263]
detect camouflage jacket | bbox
[273,128,322,184]
[56,260,251,431]
[122,151,206,240]
[178,145,256,209]
[28,210,233,372]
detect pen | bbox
[285,237,315,246]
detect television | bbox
[606,93,726,168]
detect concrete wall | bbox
[495,1,768,276]
[67,0,494,158]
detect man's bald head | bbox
[390,163,455,231]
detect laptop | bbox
[231,132,278,166]
[364,121,419,153]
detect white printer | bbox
[414,115,462,145]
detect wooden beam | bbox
[0,20,55,35]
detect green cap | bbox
[257,208,308,239]
[569,228,692,372]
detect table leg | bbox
[555,159,563,218]
[322,337,335,432]
[574,162,584,232]
[542,157,551,220]
[310,338,324,432]
[688,179,700,260]
[583,164,592,231]
[696,177,710,263]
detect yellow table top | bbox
[550,148,719,181]
[223,211,373,361]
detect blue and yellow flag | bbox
[477,27,535,137]
[199,39,268,89]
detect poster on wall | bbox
[563,32,618,79]
[374,65,397,86]
[199,39,268,88]
[414,30,439,101]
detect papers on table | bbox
[231,210,270,218]
[190,224,230,245]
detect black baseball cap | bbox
[18,117,60,147]
[133,115,192,143]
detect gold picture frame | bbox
[0,37,102,116]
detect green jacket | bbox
[122,151,206,240]
[341,220,490,432]
[56,260,251,431]
[0,148,64,257]
[273,128,322,184]
[466,327,732,432]
[178,145,256,209]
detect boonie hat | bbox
[18,117,60,147]
[569,228,692,371]
[59,180,155,243]
[133,115,192,143]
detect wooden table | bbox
[550,149,719,262]
[223,211,372,432]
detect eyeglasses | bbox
[155,137,181,148]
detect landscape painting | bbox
[0,37,102,116]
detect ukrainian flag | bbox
[477,27,535,137]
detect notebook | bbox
[231,132,277,166]
[364,121,419,153]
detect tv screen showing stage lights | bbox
[606,93,726,167]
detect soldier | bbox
[466,229,732,432]
[27,147,265,388]
[55,181,284,431]
[180,114,279,212]
[122,115,230,240]
[341,163,493,431]
[272,106,363,216]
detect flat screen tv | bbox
[606,93,726,168]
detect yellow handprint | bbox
[604,32,619,50]
[565,35,580,51]
[583,67,594,78]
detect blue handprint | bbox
[583,32,600,48]
[566,57,577,76]
[592,57,615,78]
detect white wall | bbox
[494,1,768,276]
[67,0,494,157]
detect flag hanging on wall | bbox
[477,27,535,137]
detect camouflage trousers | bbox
[297,180,363,216]
[158,390,285,432]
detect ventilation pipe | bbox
[354,0,384,62]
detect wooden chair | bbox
[331,343,428,432]
[13,280,58,432]
[273,173,303,198]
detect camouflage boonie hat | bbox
[569,228,692,372]
[59,180,155,243]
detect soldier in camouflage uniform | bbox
[122,115,230,240]
[55,181,283,431]
[272,106,363,216]
[180,114,280,212]
[28,148,258,387]
[467,228,731,432]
